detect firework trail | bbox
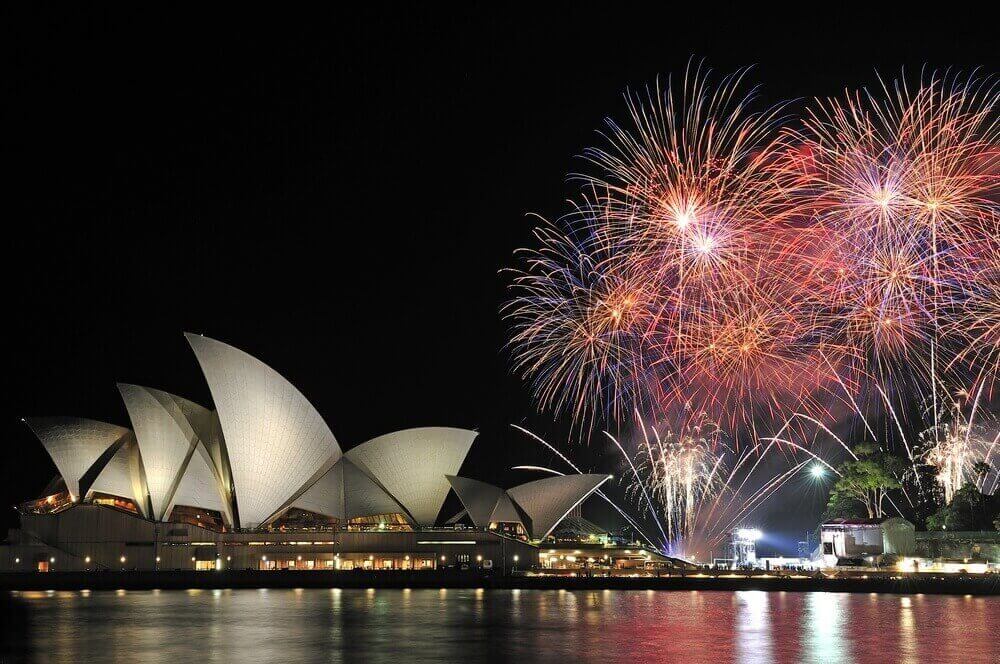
[624,413,836,557]
[628,413,724,548]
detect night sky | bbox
[4,7,996,551]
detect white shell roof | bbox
[88,436,150,518]
[117,384,215,520]
[185,333,342,528]
[489,492,526,525]
[505,474,611,541]
[342,458,409,521]
[165,442,232,525]
[200,412,234,505]
[286,458,414,522]
[290,458,346,521]
[346,427,476,526]
[24,417,133,501]
[445,475,504,528]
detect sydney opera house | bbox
[2,334,613,573]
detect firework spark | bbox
[624,413,833,558]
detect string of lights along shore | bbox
[505,61,999,558]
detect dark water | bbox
[3,588,998,663]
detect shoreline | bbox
[3,570,998,596]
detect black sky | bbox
[4,6,996,549]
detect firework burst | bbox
[920,386,1000,503]
[504,203,656,430]
[948,213,1000,395]
[507,61,828,435]
[629,414,724,547]
[787,69,1000,393]
[579,63,795,269]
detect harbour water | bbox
[3,588,998,663]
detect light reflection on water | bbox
[3,589,997,663]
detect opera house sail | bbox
[6,333,614,573]
[184,333,342,529]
